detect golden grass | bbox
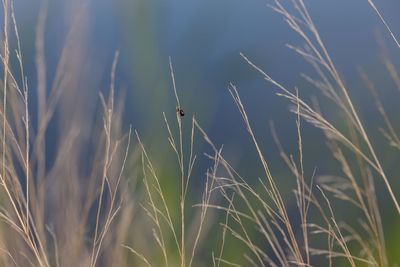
[0,0,399,266]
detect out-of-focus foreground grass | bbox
[0,0,399,266]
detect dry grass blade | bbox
[367,0,400,49]
[122,245,153,267]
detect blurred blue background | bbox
[10,0,400,264]
[14,0,400,162]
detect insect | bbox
[176,106,185,117]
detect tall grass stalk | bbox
[1,0,399,266]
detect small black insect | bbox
[176,106,185,117]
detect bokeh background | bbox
[7,0,400,265]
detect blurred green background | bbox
[9,0,400,265]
